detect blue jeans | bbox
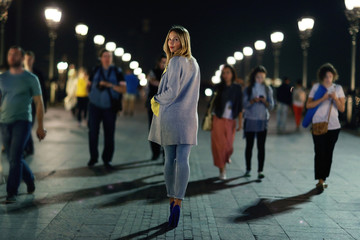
[88,103,117,163]
[277,102,289,131]
[163,144,192,200]
[1,120,34,196]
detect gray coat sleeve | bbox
[154,57,182,105]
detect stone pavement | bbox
[0,99,360,240]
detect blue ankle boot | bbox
[168,205,180,228]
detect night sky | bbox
[5,0,359,90]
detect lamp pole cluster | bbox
[0,0,12,67]
[298,17,315,89]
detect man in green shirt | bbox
[0,46,47,203]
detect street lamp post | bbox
[344,0,360,127]
[234,51,244,78]
[344,0,360,91]
[254,40,266,65]
[243,46,253,79]
[298,17,315,89]
[270,31,284,80]
[75,23,88,68]
[0,0,12,67]
[44,7,62,82]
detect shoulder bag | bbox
[312,101,332,136]
[202,92,218,131]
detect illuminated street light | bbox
[93,35,105,45]
[234,51,244,61]
[75,23,88,67]
[254,40,266,65]
[129,61,139,69]
[298,17,315,88]
[57,61,68,74]
[134,67,142,75]
[105,42,116,52]
[226,56,236,65]
[114,47,124,57]
[270,31,284,79]
[212,76,221,84]
[122,53,131,62]
[205,88,213,97]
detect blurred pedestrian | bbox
[306,63,345,191]
[23,50,47,157]
[146,54,166,161]
[64,65,78,116]
[123,69,139,116]
[243,66,274,179]
[148,26,200,228]
[210,64,243,180]
[0,46,47,203]
[87,49,126,169]
[76,67,89,126]
[292,79,306,131]
[276,76,292,133]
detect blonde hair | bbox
[163,25,192,66]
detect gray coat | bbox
[148,56,200,146]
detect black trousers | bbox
[312,129,340,181]
[88,103,117,163]
[245,130,267,172]
[147,108,161,158]
[77,97,89,122]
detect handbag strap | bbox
[207,92,218,114]
[326,100,333,123]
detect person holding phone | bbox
[306,63,345,191]
[242,66,274,179]
[0,46,47,203]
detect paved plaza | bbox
[0,100,360,240]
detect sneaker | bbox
[244,170,251,177]
[258,172,265,179]
[87,159,98,168]
[219,172,227,180]
[6,195,17,204]
[316,182,324,192]
[104,162,115,170]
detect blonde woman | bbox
[306,63,345,191]
[149,25,200,228]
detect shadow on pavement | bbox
[32,159,161,180]
[234,188,320,222]
[98,176,260,208]
[116,222,172,240]
[1,173,164,212]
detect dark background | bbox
[4,0,359,90]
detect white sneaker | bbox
[219,172,227,180]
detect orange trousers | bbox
[293,105,304,128]
[211,116,236,169]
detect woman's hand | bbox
[151,97,160,116]
[329,92,338,101]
